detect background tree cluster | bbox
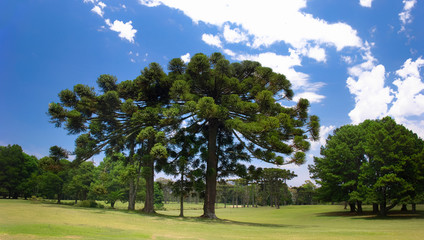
[310,117,424,216]
[47,52,319,218]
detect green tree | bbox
[0,145,38,199]
[170,52,319,218]
[260,168,296,208]
[38,146,71,203]
[48,67,171,212]
[359,117,424,216]
[64,161,96,203]
[309,125,366,212]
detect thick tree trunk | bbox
[373,203,379,213]
[379,203,387,216]
[349,203,356,212]
[401,204,408,212]
[412,203,416,213]
[201,120,218,219]
[142,157,155,213]
[356,201,363,214]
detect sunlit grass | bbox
[1,199,423,239]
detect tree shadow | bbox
[317,210,424,220]
[152,212,304,229]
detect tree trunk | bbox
[128,178,136,210]
[111,201,115,208]
[201,119,218,219]
[179,194,184,217]
[349,203,356,212]
[401,204,408,212]
[412,203,416,213]
[128,145,137,211]
[373,203,379,213]
[356,201,363,214]
[142,157,155,213]
[179,169,184,217]
[379,203,387,216]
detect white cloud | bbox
[223,49,236,57]
[342,56,353,64]
[237,51,308,90]
[201,34,222,48]
[139,0,161,7]
[105,19,137,43]
[389,57,424,119]
[223,24,248,44]
[181,53,191,63]
[359,0,373,8]
[83,0,96,3]
[293,92,325,103]
[98,1,106,9]
[311,125,336,151]
[139,0,362,51]
[347,62,393,124]
[91,5,104,17]
[399,0,417,31]
[298,45,326,62]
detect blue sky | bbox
[1,0,423,186]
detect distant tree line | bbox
[1,144,319,212]
[310,117,424,216]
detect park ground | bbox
[0,200,423,239]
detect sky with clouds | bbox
[1,0,423,186]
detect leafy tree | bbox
[64,161,96,203]
[359,117,424,216]
[260,168,296,208]
[38,146,71,203]
[170,52,319,218]
[293,180,317,205]
[48,67,171,212]
[309,125,366,212]
[0,145,38,198]
[310,117,424,216]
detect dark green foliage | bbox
[169,52,319,218]
[0,145,38,199]
[310,117,424,216]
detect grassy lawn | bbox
[1,199,423,239]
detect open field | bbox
[1,200,423,240]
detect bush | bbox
[77,200,98,208]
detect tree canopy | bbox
[48,52,319,218]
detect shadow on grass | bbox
[151,212,303,229]
[317,210,424,220]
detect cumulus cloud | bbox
[359,0,373,8]
[389,57,424,119]
[105,19,137,43]
[201,34,222,48]
[237,51,308,89]
[181,53,191,63]
[223,24,248,44]
[91,5,104,17]
[346,46,393,124]
[298,45,327,62]
[399,0,417,31]
[293,92,326,104]
[138,0,362,51]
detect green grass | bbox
[1,199,423,239]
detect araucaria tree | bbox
[48,64,170,212]
[170,53,319,218]
[48,52,319,218]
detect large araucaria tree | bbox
[169,53,319,218]
[48,52,319,218]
